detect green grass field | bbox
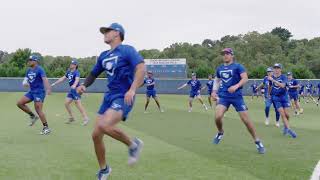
[0,92,319,180]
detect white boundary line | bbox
[310,160,320,180]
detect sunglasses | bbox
[221,52,232,56]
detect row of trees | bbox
[1,27,319,79]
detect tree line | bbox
[1,27,319,79]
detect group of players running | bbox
[15,23,318,180]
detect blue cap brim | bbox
[100,27,113,34]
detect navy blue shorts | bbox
[272,95,291,109]
[288,93,298,101]
[189,91,200,98]
[208,90,212,96]
[98,92,134,121]
[218,96,248,112]
[67,89,81,100]
[25,91,46,103]
[146,90,157,98]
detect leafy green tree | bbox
[271,27,292,41]
[9,48,31,69]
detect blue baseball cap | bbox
[100,23,125,37]
[221,48,234,55]
[273,63,283,69]
[28,55,40,62]
[287,72,292,76]
[71,59,78,65]
[267,67,273,72]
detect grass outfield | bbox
[0,92,319,180]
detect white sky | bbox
[0,0,319,57]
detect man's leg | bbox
[65,98,74,120]
[197,96,208,110]
[215,105,227,133]
[188,97,193,112]
[92,109,141,169]
[144,96,150,112]
[208,96,212,107]
[212,104,227,144]
[238,111,259,141]
[264,98,271,125]
[238,111,265,153]
[92,110,128,169]
[153,96,163,112]
[74,100,90,125]
[34,101,48,127]
[17,95,34,116]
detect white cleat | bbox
[82,118,90,126]
[96,166,112,180]
[128,138,144,166]
[40,127,51,135]
[265,118,270,126]
[275,121,280,128]
[160,109,164,113]
[29,115,39,126]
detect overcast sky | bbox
[0,0,319,57]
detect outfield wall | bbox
[0,78,319,96]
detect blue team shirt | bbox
[251,83,258,93]
[306,83,313,92]
[216,62,246,98]
[287,79,299,94]
[262,76,271,98]
[144,78,155,91]
[65,69,80,87]
[206,80,214,93]
[299,84,305,92]
[25,65,46,93]
[270,74,287,96]
[91,44,144,94]
[187,79,201,93]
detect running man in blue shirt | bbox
[287,72,303,115]
[51,59,90,125]
[269,63,297,138]
[250,80,259,100]
[17,55,52,135]
[76,23,145,180]
[178,73,208,112]
[305,80,317,105]
[201,74,214,108]
[256,67,280,126]
[143,71,164,113]
[211,48,265,154]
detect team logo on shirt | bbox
[146,79,153,84]
[27,72,36,83]
[273,78,282,90]
[102,56,118,76]
[67,73,74,82]
[191,80,197,86]
[220,70,233,83]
